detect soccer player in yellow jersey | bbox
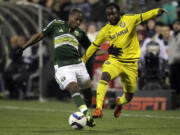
[82,3,168,118]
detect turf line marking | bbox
[0,105,72,113]
[0,105,180,120]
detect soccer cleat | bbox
[114,97,122,118]
[86,112,96,127]
[92,108,103,118]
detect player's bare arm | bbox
[13,32,44,60]
[22,32,44,50]
[158,8,168,15]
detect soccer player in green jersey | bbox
[14,9,95,127]
[82,3,168,118]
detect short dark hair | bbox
[156,21,164,27]
[106,3,120,12]
[69,8,83,16]
[163,24,170,28]
[173,19,180,25]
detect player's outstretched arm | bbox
[14,33,44,59]
[22,32,44,50]
[82,43,99,63]
[140,8,168,24]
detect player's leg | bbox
[66,82,95,127]
[92,72,110,118]
[73,63,96,127]
[55,65,88,114]
[114,92,134,118]
[93,59,119,118]
[76,62,92,107]
[80,87,92,107]
[114,62,138,118]
[54,65,95,127]
[66,82,87,112]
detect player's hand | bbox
[108,44,123,57]
[13,47,24,60]
[158,8,168,15]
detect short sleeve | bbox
[42,19,56,36]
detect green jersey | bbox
[42,19,91,67]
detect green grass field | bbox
[0,99,180,135]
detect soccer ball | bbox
[68,112,87,129]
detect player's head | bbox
[68,8,83,30]
[161,24,171,40]
[106,3,120,25]
[173,19,180,33]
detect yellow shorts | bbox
[102,58,138,93]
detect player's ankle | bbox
[96,107,102,110]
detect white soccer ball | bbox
[68,112,87,129]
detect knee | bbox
[80,79,91,89]
[66,82,79,94]
[101,72,111,82]
[125,93,134,102]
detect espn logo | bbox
[92,97,167,110]
[123,97,167,110]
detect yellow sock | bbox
[96,80,108,109]
[118,93,128,105]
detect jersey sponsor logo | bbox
[54,34,79,50]
[120,21,126,28]
[109,28,128,40]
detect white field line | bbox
[0,105,72,113]
[0,105,180,120]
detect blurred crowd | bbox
[0,0,180,101]
[4,0,108,22]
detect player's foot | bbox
[92,108,103,118]
[86,112,96,127]
[114,97,122,118]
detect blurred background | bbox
[0,0,180,110]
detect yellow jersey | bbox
[82,8,160,63]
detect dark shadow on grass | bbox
[31,128,127,134]
[32,127,180,135]
[1,126,180,135]
[0,126,55,129]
